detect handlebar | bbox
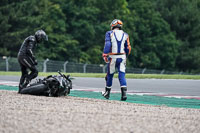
[57,71,71,81]
[58,71,63,76]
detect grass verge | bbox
[0,71,200,79]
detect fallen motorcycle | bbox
[20,71,72,97]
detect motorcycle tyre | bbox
[20,83,48,96]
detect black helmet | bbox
[35,30,48,43]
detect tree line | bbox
[0,0,200,73]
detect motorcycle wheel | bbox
[20,83,48,96]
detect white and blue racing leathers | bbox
[103,29,131,89]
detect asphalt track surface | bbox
[0,75,200,96]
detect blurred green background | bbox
[1,0,200,73]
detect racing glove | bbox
[102,53,109,63]
[34,59,38,65]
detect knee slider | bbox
[31,69,38,79]
[34,70,38,77]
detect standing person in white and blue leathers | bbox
[102,19,131,101]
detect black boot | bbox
[22,78,30,88]
[18,84,23,93]
[102,87,111,99]
[121,87,127,101]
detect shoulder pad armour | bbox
[29,36,36,42]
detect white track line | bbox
[0,80,19,86]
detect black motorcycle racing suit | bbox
[18,35,38,92]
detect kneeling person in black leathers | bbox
[18,30,48,93]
